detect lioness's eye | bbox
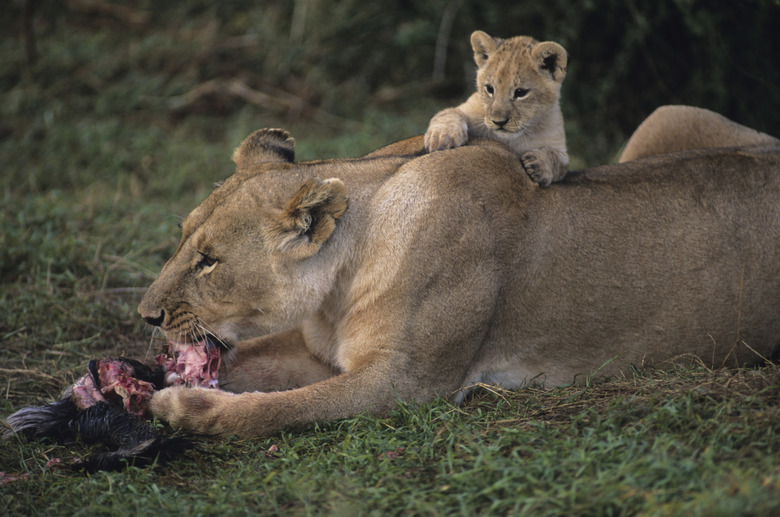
[514,88,530,99]
[197,253,217,270]
[484,84,494,96]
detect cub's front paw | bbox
[424,125,468,152]
[150,386,232,435]
[521,150,554,187]
[424,110,469,152]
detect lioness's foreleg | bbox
[218,328,338,394]
[150,355,408,437]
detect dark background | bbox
[3,0,778,170]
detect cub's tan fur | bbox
[138,128,780,438]
[424,30,568,186]
[619,105,780,162]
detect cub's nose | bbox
[492,118,509,128]
[142,310,165,327]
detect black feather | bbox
[70,402,190,472]
[3,358,190,472]
[3,398,80,442]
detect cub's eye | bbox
[484,84,494,96]
[514,88,530,99]
[196,253,218,275]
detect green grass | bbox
[2,3,779,515]
[3,369,779,515]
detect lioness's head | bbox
[138,129,348,346]
[470,30,567,135]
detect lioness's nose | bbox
[142,310,165,327]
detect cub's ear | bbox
[471,30,501,68]
[266,178,348,258]
[532,41,568,83]
[232,128,296,168]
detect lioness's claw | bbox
[148,386,178,423]
[150,387,234,434]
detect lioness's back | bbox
[402,144,780,386]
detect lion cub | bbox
[425,30,569,186]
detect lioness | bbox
[139,128,780,437]
[424,30,568,186]
[619,105,780,162]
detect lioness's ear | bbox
[471,30,500,68]
[532,41,567,83]
[233,128,296,168]
[267,178,348,258]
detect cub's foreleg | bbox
[424,108,469,151]
[520,147,568,187]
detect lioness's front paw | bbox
[521,150,554,187]
[150,386,232,435]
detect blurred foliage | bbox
[1,0,778,173]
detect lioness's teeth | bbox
[157,338,221,389]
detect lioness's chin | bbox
[202,319,285,347]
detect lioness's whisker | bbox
[144,326,165,360]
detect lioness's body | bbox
[139,130,780,437]
[424,31,568,186]
[620,105,780,162]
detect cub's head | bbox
[470,30,567,136]
[138,128,348,347]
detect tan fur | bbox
[138,128,780,437]
[424,30,568,186]
[619,105,780,162]
[364,135,426,158]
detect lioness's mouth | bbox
[156,335,227,389]
[65,335,227,416]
